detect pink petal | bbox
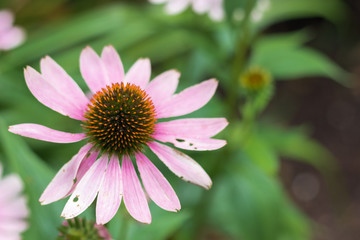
[149,142,212,189]
[24,67,85,120]
[0,10,14,32]
[61,154,108,219]
[154,135,226,151]
[122,155,151,224]
[40,56,89,113]
[0,233,21,240]
[0,220,27,232]
[39,144,92,205]
[80,46,109,94]
[136,153,180,212]
[101,45,124,84]
[96,154,123,224]
[145,70,180,108]
[8,124,86,143]
[0,27,25,50]
[73,151,99,185]
[64,151,99,198]
[124,58,151,89]
[155,118,228,139]
[0,198,28,219]
[156,79,218,118]
[0,175,23,202]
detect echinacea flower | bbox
[149,0,224,21]
[9,45,228,224]
[0,10,25,51]
[0,163,29,240]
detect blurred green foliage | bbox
[0,0,350,239]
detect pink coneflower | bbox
[0,10,25,51]
[0,163,29,239]
[9,45,227,224]
[149,0,224,21]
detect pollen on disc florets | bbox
[82,82,156,155]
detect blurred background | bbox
[0,0,359,239]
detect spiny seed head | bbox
[82,82,156,155]
[58,218,111,240]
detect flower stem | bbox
[227,0,257,121]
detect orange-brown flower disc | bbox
[82,82,156,155]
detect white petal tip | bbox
[39,197,51,205]
[210,78,219,84]
[141,219,152,224]
[170,207,181,212]
[61,212,74,219]
[8,125,14,132]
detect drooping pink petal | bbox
[0,10,14,32]
[64,151,99,198]
[155,118,228,139]
[80,46,109,94]
[61,154,108,219]
[122,155,151,224]
[155,135,226,151]
[24,67,85,120]
[72,151,99,186]
[8,124,86,143]
[0,27,25,51]
[136,153,180,212]
[146,70,179,108]
[40,56,89,113]
[101,45,125,84]
[156,79,218,118]
[39,144,92,205]
[96,154,123,224]
[124,58,151,89]
[149,142,212,189]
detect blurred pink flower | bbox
[149,0,224,21]
[0,10,25,51]
[0,164,29,240]
[9,45,227,224]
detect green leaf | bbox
[209,158,311,240]
[127,205,190,240]
[253,0,348,32]
[243,132,279,175]
[260,124,336,172]
[0,4,141,72]
[0,118,64,239]
[107,204,190,240]
[251,32,350,85]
